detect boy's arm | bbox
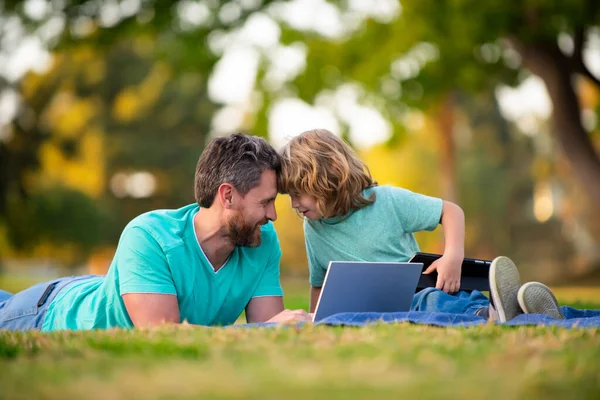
[309,286,322,313]
[423,200,465,293]
[305,232,326,313]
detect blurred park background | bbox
[1,0,600,291]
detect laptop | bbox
[408,252,491,292]
[312,261,423,322]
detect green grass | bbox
[1,324,599,399]
[2,276,600,399]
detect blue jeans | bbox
[411,288,489,314]
[0,275,96,331]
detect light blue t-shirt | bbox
[305,186,443,287]
[42,204,283,331]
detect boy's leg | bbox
[411,256,524,322]
[517,282,565,319]
[411,288,489,314]
[488,256,523,322]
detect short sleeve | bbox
[116,226,177,296]
[251,230,284,298]
[388,187,443,233]
[306,233,327,287]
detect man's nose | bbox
[266,202,277,222]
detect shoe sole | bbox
[489,256,521,322]
[518,282,565,319]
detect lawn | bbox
[1,276,600,399]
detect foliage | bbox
[1,0,599,273]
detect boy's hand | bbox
[422,254,463,293]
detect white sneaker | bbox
[489,256,522,322]
[517,282,565,320]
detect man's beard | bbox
[225,211,265,247]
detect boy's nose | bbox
[290,196,299,208]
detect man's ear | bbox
[217,183,235,209]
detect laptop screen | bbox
[313,261,423,322]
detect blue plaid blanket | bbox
[238,307,600,328]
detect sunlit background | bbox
[1,0,600,287]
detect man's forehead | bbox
[247,170,277,198]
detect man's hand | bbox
[267,309,312,323]
[422,253,463,294]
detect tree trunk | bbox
[511,38,600,276]
[437,92,458,203]
[512,40,600,209]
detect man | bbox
[0,133,312,331]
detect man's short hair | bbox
[194,133,281,208]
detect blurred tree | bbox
[1,39,215,256]
[272,0,600,209]
[273,195,307,274]
[4,186,107,265]
[1,0,598,276]
[251,0,600,276]
[0,0,273,258]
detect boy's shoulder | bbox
[369,185,435,199]
[367,185,411,201]
[367,186,442,215]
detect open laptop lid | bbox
[313,261,423,323]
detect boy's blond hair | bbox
[278,129,377,218]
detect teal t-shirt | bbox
[305,185,443,287]
[42,204,284,331]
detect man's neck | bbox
[193,207,234,271]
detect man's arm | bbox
[245,296,284,323]
[122,293,180,327]
[115,226,182,326]
[309,286,322,313]
[123,293,310,326]
[245,296,311,323]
